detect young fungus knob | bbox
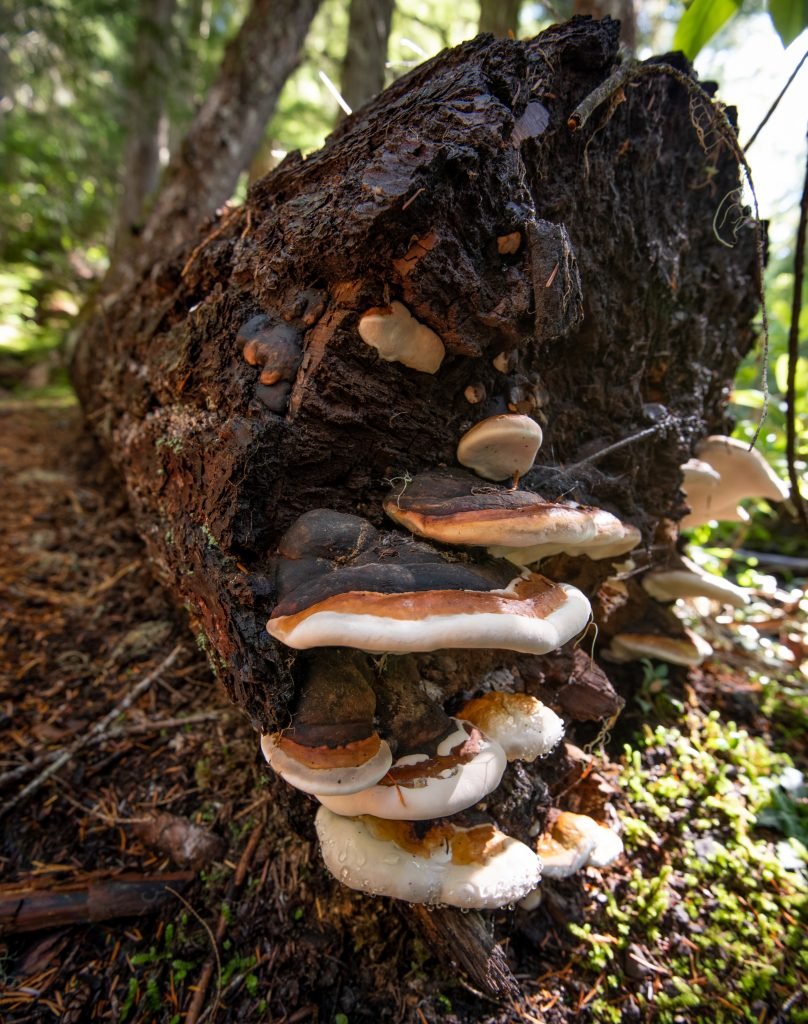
[357,300,445,373]
[457,414,543,482]
[535,811,623,878]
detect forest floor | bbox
[1,397,806,1024]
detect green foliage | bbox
[769,0,808,45]
[0,4,131,287]
[674,0,808,58]
[120,918,203,1021]
[576,711,808,1023]
[266,0,479,157]
[0,0,247,369]
[673,0,742,61]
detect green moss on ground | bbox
[572,710,808,1023]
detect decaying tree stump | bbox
[72,16,759,994]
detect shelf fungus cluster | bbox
[681,435,790,528]
[262,413,631,909]
[601,436,790,669]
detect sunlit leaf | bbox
[673,0,742,60]
[730,388,767,408]
[768,0,808,47]
[774,352,808,395]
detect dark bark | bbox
[340,0,395,113]
[72,17,759,989]
[479,0,522,39]
[135,0,322,265]
[408,904,519,998]
[112,0,177,261]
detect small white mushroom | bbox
[457,414,543,482]
[315,720,506,820]
[697,436,789,502]
[681,437,790,527]
[535,811,623,879]
[604,628,713,666]
[358,301,445,373]
[642,556,749,608]
[315,808,542,908]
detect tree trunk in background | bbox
[134,0,323,269]
[112,0,177,261]
[340,0,395,113]
[479,0,522,38]
[574,0,635,49]
[72,17,759,989]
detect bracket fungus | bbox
[383,469,640,564]
[316,719,507,820]
[267,510,591,655]
[456,413,543,482]
[642,555,749,608]
[457,691,564,762]
[239,314,303,413]
[357,300,445,373]
[315,808,542,909]
[604,627,713,667]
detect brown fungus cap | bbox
[238,315,303,413]
[384,469,640,563]
[267,510,592,655]
[260,651,392,796]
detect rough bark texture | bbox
[135,0,322,262]
[340,0,395,113]
[72,21,759,980]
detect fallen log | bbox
[71,15,760,994]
